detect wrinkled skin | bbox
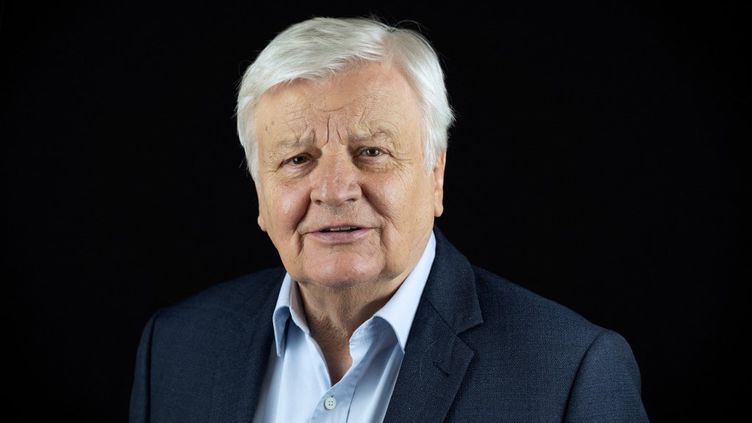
[254,60,446,305]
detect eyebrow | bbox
[273,129,317,150]
[348,128,396,146]
[271,127,397,151]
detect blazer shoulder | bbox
[153,267,285,331]
[130,268,283,422]
[176,267,284,309]
[446,266,648,422]
[471,266,605,346]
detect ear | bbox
[257,215,267,232]
[255,183,268,232]
[432,151,446,217]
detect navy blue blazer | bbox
[129,229,648,422]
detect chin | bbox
[302,256,386,289]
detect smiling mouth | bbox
[320,226,361,233]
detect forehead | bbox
[254,62,422,140]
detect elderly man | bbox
[129,17,648,422]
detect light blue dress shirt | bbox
[253,233,436,423]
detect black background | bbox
[3,1,746,421]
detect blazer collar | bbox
[421,227,484,333]
[384,227,484,422]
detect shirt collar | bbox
[271,232,437,356]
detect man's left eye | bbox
[360,148,383,157]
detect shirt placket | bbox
[309,320,375,422]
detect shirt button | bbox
[324,396,337,410]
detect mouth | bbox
[307,225,371,244]
[319,226,362,233]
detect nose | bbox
[310,152,362,208]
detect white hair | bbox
[236,17,454,181]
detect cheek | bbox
[278,195,299,219]
[364,175,400,218]
[367,172,431,223]
[264,184,310,234]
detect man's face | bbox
[253,61,445,291]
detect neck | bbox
[294,231,433,383]
[295,271,407,384]
[298,279,397,338]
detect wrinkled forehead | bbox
[254,62,422,143]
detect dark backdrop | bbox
[3,1,746,421]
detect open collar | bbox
[270,233,438,356]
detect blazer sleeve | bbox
[129,313,158,423]
[564,329,650,422]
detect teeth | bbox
[324,226,357,232]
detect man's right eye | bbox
[286,155,310,166]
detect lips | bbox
[319,226,361,233]
[306,224,372,244]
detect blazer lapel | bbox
[384,229,483,422]
[227,269,285,423]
